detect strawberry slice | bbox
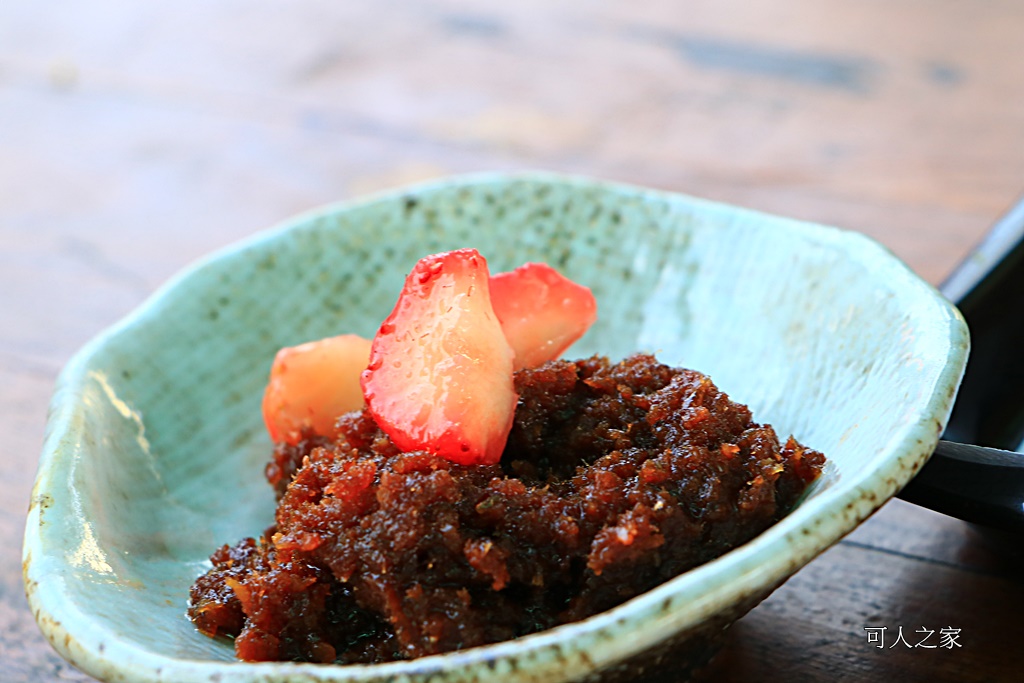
[262,334,372,445]
[489,263,597,370]
[360,249,517,466]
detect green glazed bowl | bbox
[24,173,968,682]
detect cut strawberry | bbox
[262,334,372,445]
[489,262,597,370]
[360,249,517,466]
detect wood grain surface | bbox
[2,1,1022,681]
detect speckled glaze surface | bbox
[24,173,969,683]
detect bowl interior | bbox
[26,174,968,682]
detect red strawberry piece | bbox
[489,262,597,370]
[360,249,517,465]
[262,334,373,445]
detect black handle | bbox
[895,195,1024,532]
[940,195,1024,449]
[898,440,1024,534]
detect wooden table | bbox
[3,1,1022,680]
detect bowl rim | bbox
[23,171,970,683]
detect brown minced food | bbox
[188,353,825,663]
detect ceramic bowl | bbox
[24,173,968,683]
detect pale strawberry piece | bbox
[262,334,372,445]
[360,249,517,466]
[489,262,597,370]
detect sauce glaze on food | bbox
[189,354,824,663]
